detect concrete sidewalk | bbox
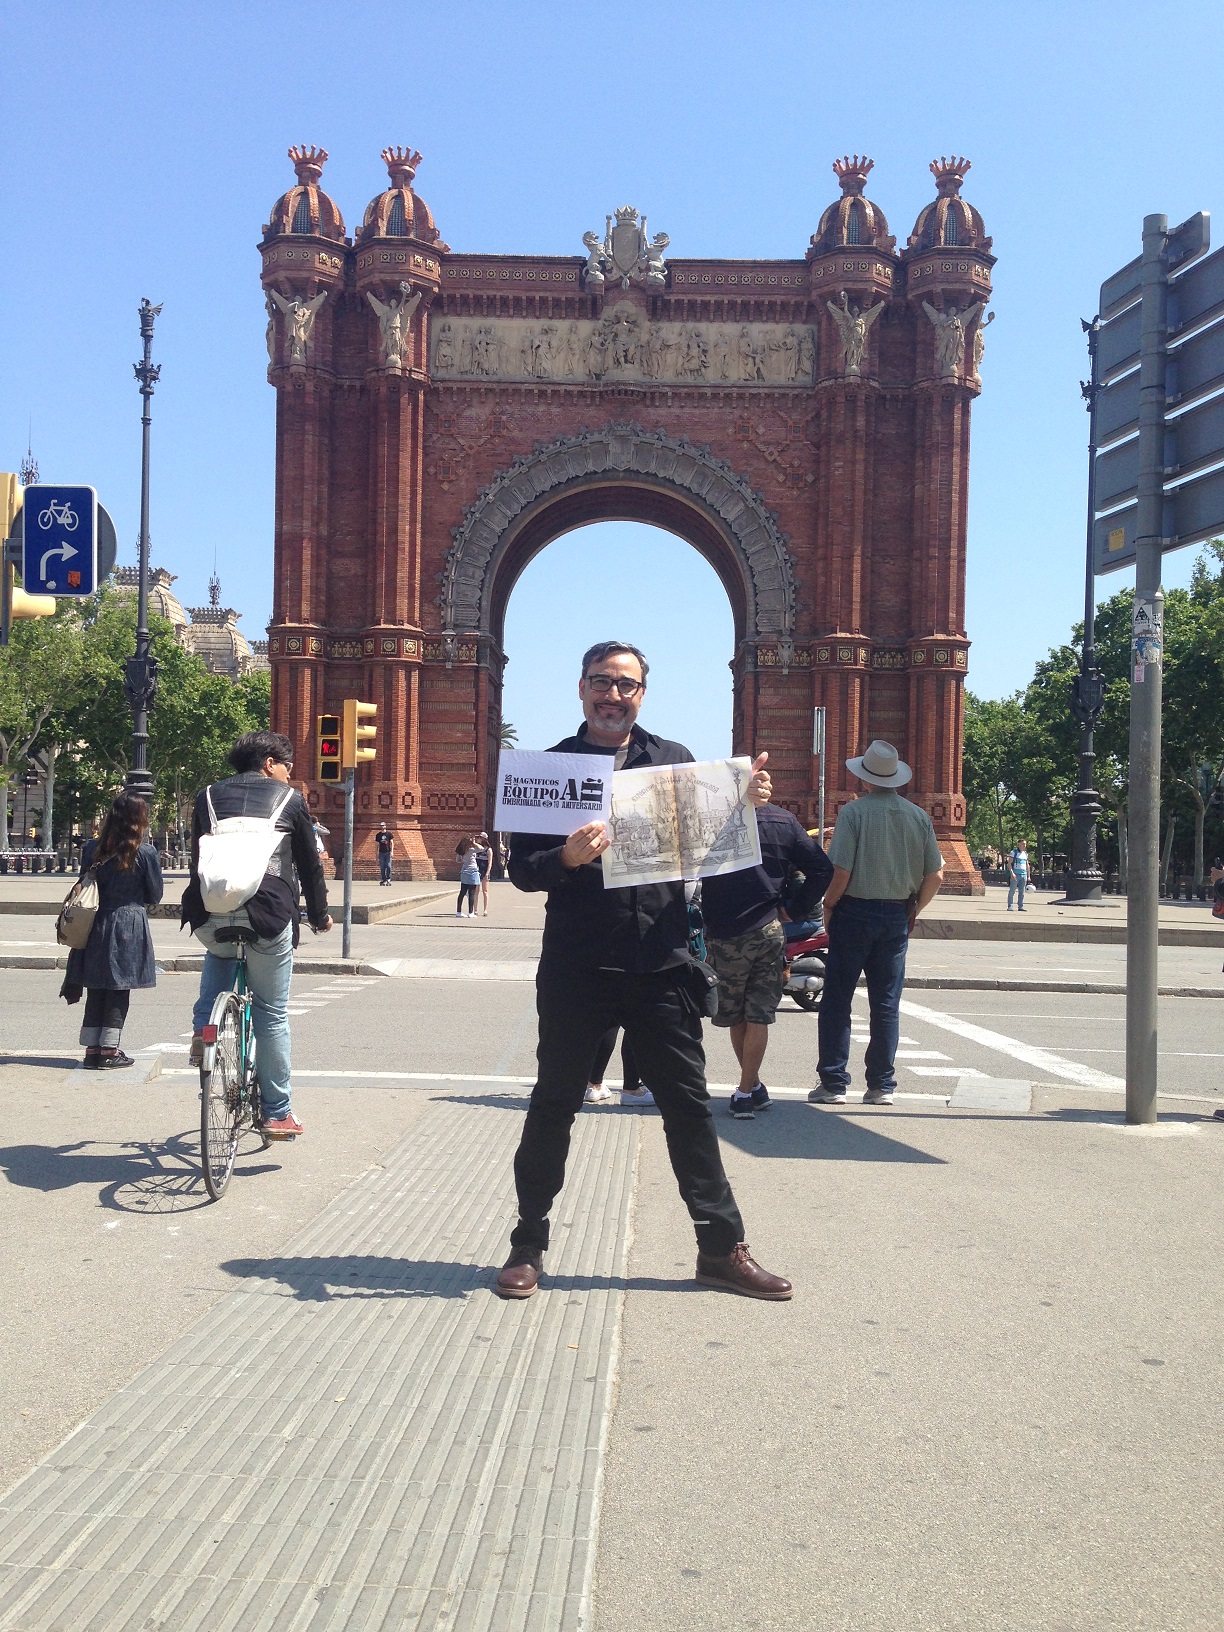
[1,1047,1221,1629]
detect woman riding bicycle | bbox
[181,730,331,1139]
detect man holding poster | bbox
[495,639,792,1302]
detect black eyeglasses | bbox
[585,674,644,698]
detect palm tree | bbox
[499,721,518,749]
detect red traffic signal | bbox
[316,713,342,782]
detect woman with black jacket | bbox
[60,792,163,1068]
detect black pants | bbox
[456,883,478,914]
[80,988,130,1048]
[588,1027,643,1092]
[511,964,744,1257]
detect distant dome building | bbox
[112,566,188,636]
[111,568,267,679]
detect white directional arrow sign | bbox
[39,539,79,587]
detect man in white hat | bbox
[810,741,944,1107]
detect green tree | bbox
[0,606,88,850]
[48,588,274,839]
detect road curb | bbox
[904,976,1224,998]
[0,954,1217,997]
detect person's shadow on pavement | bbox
[718,1099,946,1163]
[220,1255,701,1302]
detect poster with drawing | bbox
[601,758,761,887]
[494,750,613,836]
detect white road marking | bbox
[898,996,1125,1090]
[895,1049,950,1060]
[152,1065,1222,1106]
[910,1066,986,1078]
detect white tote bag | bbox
[197,786,295,915]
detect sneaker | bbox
[495,1247,542,1299]
[188,1033,204,1066]
[808,1087,847,1104]
[750,1083,771,1112]
[695,1242,793,1300]
[620,1086,655,1107]
[1213,1107,1224,1121]
[729,1091,756,1120]
[96,1049,136,1070]
[863,1086,894,1105]
[585,1082,614,1104]
[261,1113,304,1140]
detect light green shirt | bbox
[826,790,943,900]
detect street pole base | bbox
[1062,874,1105,904]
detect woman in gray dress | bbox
[60,793,163,1069]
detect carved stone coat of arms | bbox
[582,205,669,290]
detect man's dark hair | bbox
[228,730,294,774]
[581,640,649,682]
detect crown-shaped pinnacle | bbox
[289,144,328,185]
[832,155,874,195]
[930,156,971,195]
[383,146,423,188]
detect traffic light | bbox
[342,699,377,768]
[1,473,56,647]
[316,713,342,782]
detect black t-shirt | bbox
[376,830,393,855]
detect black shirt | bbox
[701,804,833,940]
[508,723,693,974]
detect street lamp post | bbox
[125,298,162,803]
[1066,315,1107,902]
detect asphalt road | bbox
[2,905,1222,1628]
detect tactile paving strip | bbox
[0,1092,640,1631]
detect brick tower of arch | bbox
[260,148,993,890]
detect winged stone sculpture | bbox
[827,290,884,377]
[366,283,423,370]
[270,289,328,364]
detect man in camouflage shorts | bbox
[701,803,832,1119]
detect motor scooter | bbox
[781,920,828,1011]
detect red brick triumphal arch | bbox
[260,147,994,889]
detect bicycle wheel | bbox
[200,991,244,1200]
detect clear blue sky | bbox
[4,1,1223,759]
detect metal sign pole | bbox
[813,706,827,847]
[342,768,355,962]
[1125,215,1170,1126]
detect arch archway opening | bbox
[499,520,736,761]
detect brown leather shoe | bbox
[695,1242,793,1300]
[495,1248,542,1299]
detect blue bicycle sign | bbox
[21,485,97,597]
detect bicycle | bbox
[198,925,289,1199]
[37,500,78,531]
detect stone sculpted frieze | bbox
[431,304,816,388]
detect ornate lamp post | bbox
[1066,315,1107,902]
[124,298,162,802]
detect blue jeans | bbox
[192,914,295,1122]
[1007,873,1028,909]
[379,851,392,883]
[817,898,909,1093]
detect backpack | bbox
[197,785,295,915]
[57,866,100,949]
